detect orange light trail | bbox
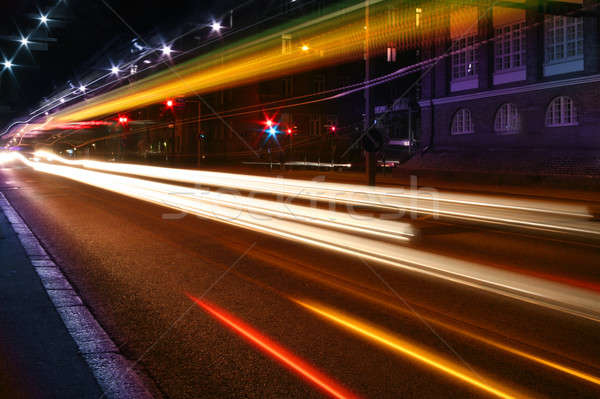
[187,294,360,399]
[295,299,526,399]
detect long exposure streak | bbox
[187,295,360,399]
[295,300,525,399]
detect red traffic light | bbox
[118,116,129,124]
[166,99,174,108]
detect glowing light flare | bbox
[301,44,310,52]
[39,14,48,25]
[211,21,223,32]
[20,36,30,47]
[165,99,174,108]
[161,45,172,57]
[2,60,12,70]
[295,300,522,399]
[187,295,359,399]
[111,66,120,75]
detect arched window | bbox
[451,108,474,135]
[546,96,577,127]
[494,103,520,134]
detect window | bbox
[313,74,325,93]
[451,34,479,80]
[494,103,520,134]
[494,22,526,72]
[282,34,292,55]
[416,8,422,28]
[545,16,583,63]
[386,47,397,62]
[546,96,577,127]
[451,109,474,135]
[309,114,322,136]
[282,76,293,97]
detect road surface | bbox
[1,163,600,398]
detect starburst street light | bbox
[111,66,120,75]
[161,45,172,57]
[20,36,30,47]
[211,21,223,32]
[2,60,13,70]
[39,14,49,25]
[79,85,86,93]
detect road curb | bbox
[0,192,159,399]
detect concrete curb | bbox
[0,192,158,399]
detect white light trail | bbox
[11,152,600,322]
[35,151,600,241]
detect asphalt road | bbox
[2,165,600,398]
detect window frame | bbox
[451,34,479,81]
[494,103,521,134]
[494,21,526,73]
[451,108,475,135]
[545,96,578,127]
[544,15,583,65]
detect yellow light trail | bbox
[47,0,486,123]
[295,300,525,399]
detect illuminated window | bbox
[386,47,397,62]
[494,22,525,71]
[545,96,577,127]
[494,103,520,134]
[451,34,479,80]
[545,16,583,63]
[282,34,292,55]
[416,8,422,28]
[451,108,474,135]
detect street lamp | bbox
[111,66,119,75]
[210,21,223,33]
[2,60,12,70]
[79,85,86,93]
[19,36,30,47]
[39,14,48,26]
[161,45,172,57]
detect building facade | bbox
[418,0,600,162]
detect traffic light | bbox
[165,99,174,108]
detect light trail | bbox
[287,270,600,387]
[295,300,525,399]
[10,153,600,321]
[35,151,600,241]
[46,0,489,124]
[225,253,600,389]
[187,295,360,399]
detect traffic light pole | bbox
[364,0,376,186]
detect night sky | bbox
[0,0,220,125]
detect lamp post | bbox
[364,0,376,186]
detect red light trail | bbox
[186,294,360,399]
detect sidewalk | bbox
[0,199,103,398]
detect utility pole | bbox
[364,0,376,186]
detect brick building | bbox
[416,0,600,174]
